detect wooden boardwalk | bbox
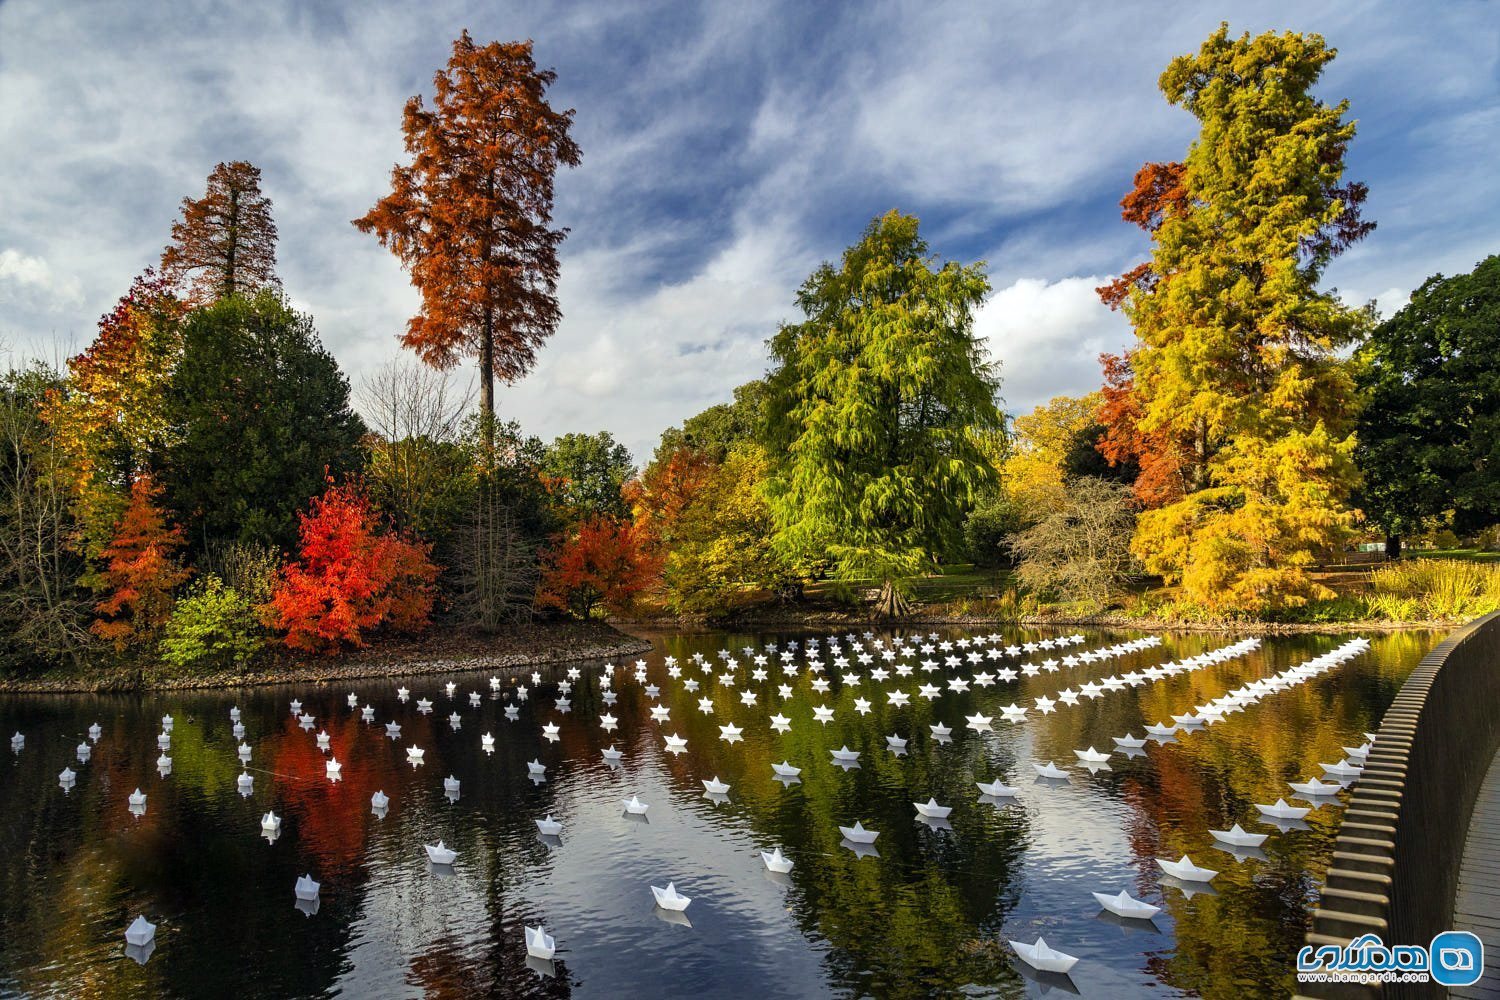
[1454,748,1500,998]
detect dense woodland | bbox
[2,25,1497,678]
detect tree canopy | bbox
[1104,25,1374,611]
[540,431,634,520]
[764,210,1002,615]
[354,33,582,431]
[161,161,280,302]
[162,291,366,552]
[1355,255,1500,552]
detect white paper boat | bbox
[526,759,546,776]
[536,814,563,836]
[236,772,253,791]
[762,846,795,873]
[1210,823,1268,848]
[602,745,623,762]
[830,746,861,763]
[161,714,173,730]
[59,766,76,783]
[294,874,319,900]
[326,758,342,778]
[1289,778,1342,797]
[1157,854,1217,882]
[158,753,172,769]
[651,882,692,911]
[371,791,389,810]
[929,723,953,738]
[229,707,240,723]
[623,795,650,815]
[1010,936,1079,974]
[361,706,375,721]
[1321,760,1363,779]
[416,699,432,711]
[772,760,801,777]
[124,914,156,947]
[88,722,102,741]
[1255,798,1310,820]
[664,733,687,754]
[1033,762,1069,779]
[386,722,401,737]
[128,788,146,807]
[1172,713,1205,727]
[976,779,1018,797]
[702,776,731,795]
[525,924,555,960]
[1113,734,1147,749]
[407,747,425,762]
[443,775,460,794]
[885,735,908,752]
[9,732,22,750]
[966,714,994,731]
[838,821,879,844]
[1092,889,1160,919]
[261,810,280,832]
[424,841,457,865]
[913,798,952,819]
[1075,747,1111,764]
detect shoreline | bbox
[615,608,1454,636]
[0,621,654,695]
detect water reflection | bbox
[0,627,1435,998]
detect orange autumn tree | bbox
[354,32,582,442]
[268,481,439,654]
[91,475,192,651]
[161,160,280,303]
[537,516,658,619]
[43,271,187,558]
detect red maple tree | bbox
[536,516,658,619]
[91,475,192,651]
[268,481,439,654]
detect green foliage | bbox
[540,430,633,520]
[161,291,367,553]
[158,574,264,672]
[652,380,768,467]
[763,210,1002,610]
[1355,255,1500,540]
[661,443,795,615]
[962,494,1025,568]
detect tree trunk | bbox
[874,579,910,620]
[1385,533,1402,561]
[479,307,495,468]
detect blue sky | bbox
[1,0,1496,463]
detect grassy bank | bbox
[620,558,1500,633]
[0,620,653,694]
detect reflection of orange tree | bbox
[268,712,385,878]
[1117,631,1431,998]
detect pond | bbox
[0,626,1436,998]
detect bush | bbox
[1011,477,1137,607]
[159,575,263,671]
[1365,558,1500,621]
[963,495,1026,568]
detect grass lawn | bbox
[1406,548,1500,563]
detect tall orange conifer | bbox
[161,160,280,302]
[353,33,582,438]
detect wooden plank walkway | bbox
[1453,748,1500,998]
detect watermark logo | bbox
[1295,931,1485,987]
[1430,931,1483,987]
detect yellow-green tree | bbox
[1114,25,1375,611]
[1001,394,1100,516]
[660,442,794,614]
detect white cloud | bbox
[975,276,1131,415]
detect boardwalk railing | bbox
[1297,611,1500,999]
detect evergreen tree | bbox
[764,211,1002,616]
[162,291,366,552]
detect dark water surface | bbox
[0,627,1436,999]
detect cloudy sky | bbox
[1,1,1496,463]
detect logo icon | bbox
[1429,931,1484,987]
